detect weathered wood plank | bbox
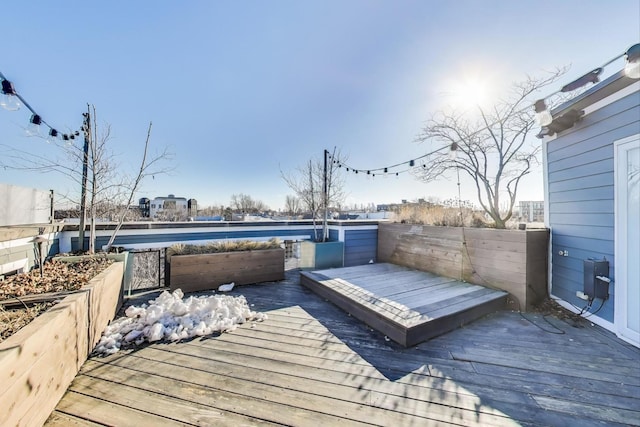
[54,391,188,427]
[45,411,104,426]
[0,290,84,308]
[532,395,640,426]
[450,347,639,386]
[411,288,506,320]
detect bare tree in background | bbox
[281,148,346,241]
[414,71,565,228]
[284,195,302,217]
[229,193,269,216]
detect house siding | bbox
[547,90,640,323]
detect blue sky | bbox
[1,1,639,211]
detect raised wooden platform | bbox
[300,263,508,347]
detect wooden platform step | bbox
[300,263,508,347]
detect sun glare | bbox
[446,74,493,110]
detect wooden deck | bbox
[300,263,508,346]
[46,269,640,426]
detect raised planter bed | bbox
[0,262,124,427]
[168,248,285,293]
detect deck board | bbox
[47,268,640,427]
[300,263,508,346]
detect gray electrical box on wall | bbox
[583,259,609,300]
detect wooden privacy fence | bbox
[377,223,549,311]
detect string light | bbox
[1,79,21,111]
[27,114,42,136]
[328,144,449,178]
[0,69,81,142]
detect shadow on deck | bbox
[46,268,640,426]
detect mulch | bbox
[0,257,114,342]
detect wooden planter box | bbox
[299,241,345,270]
[0,262,124,427]
[378,223,549,311]
[168,248,285,293]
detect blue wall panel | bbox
[343,229,377,267]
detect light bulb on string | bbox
[534,100,553,126]
[47,129,58,144]
[449,142,458,160]
[625,43,640,79]
[26,114,42,136]
[1,79,21,111]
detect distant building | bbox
[518,201,544,222]
[139,194,197,219]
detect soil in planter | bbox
[0,302,54,342]
[0,257,114,341]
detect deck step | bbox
[300,263,508,347]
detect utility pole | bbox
[78,106,90,252]
[322,149,329,242]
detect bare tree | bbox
[284,194,302,217]
[0,105,172,251]
[414,71,565,228]
[198,205,224,217]
[281,148,346,241]
[229,193,269,215]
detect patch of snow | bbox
[218,282,235,292]
[93,288,267,355]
